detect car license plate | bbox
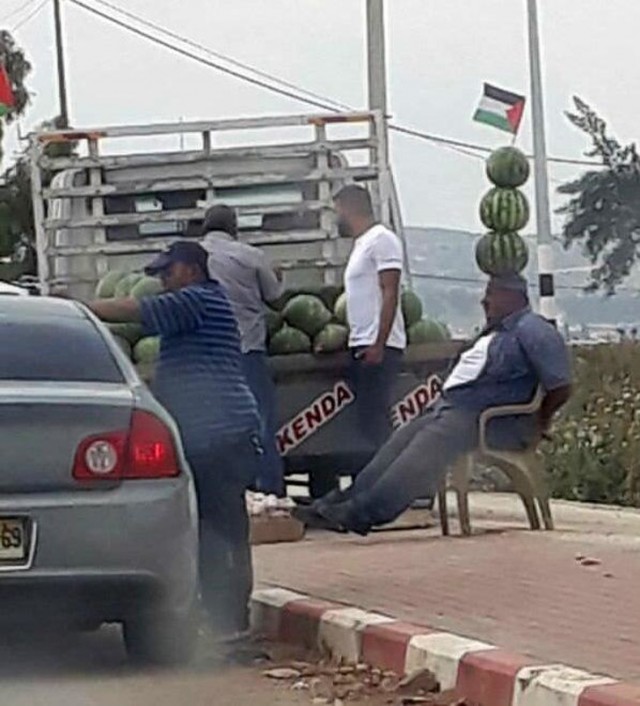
[0,519,26,561]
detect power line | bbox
[83,0,488,164]
[0,0,40,25]
[11,0,48,31]
[68,0,342,112]
[69,0,602,170]
[410,270,640,294]
[88,0,352,113]
[390,123,601,167]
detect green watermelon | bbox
[268,325,312,355]
[130,276,163,299]
[475,232,529,276]
[112,335,133,359]
[283,294,332,337]
[96,271,126,299]
[486,146,530,188]
[270,289,302,312]
[480,187,530,233]
[401,290,423,328]
[265,308,283,339]
[313,323,349,354]
[333,292,348,325]
[408,318,449,344]
[109,323,144,346]
[114,272,143,298]
[437,321,452,340]
[134,337,160,364]
[318,285,343,311]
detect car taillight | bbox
[73,411,179,481]
[73,431,127,481]
[125,410,179,479]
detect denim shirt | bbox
[442,308,571,448]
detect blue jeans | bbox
[339,402,477,528]
[242,351,285,496]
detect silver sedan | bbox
[0,296,199,664]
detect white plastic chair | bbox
[437,388,553,536]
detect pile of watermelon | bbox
[94,270,161,366]
[94,271,452,363]
[476,146,530,276]
[266,286,451,356]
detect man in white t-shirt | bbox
[334,185,406,451]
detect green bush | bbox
[543,343,640,506]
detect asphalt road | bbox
[0,627,313,706]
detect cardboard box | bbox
[250,515,305,545]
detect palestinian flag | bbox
[0,65,15,117]
[473,83,525,135]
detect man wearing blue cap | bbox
[295,274,572,535]
[88,240,261,641]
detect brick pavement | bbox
[254,502,640,682]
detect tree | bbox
[558,97,640,294]
[0,30,31,161]
[0,116,76,272]
[0,154,31,259]
[0,30,32,273]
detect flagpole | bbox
[526,0,556,323]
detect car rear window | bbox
[0,318,124,383]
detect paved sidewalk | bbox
[254,494,640,681]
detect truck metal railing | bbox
[40,166,379,201]
[28,111,405,295]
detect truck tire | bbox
[124,601,197,666]
[309,468,340,500]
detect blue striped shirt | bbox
[140,281,260,455]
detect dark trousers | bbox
[187,432,262,637]
[348,347,403,452]
[242,351,285,496]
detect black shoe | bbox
[411,496,435,510]
[292,505,347,532]
[319,501,371,537]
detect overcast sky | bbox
[4,0,640,233]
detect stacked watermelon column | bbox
[475,146,531,277]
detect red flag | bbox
[0,65,16,117]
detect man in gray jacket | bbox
[202,205,285,495]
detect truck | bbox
[28,110,461,497]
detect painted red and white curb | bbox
[251,588,640,706]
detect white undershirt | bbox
[443,333,496,390]
[344,224,406,350]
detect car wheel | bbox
[124,602,197,666]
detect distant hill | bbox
[406,227,640,334]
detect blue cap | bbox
[145,240,209,276]
[489,273,528,294]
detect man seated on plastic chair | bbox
[294,274,572,536]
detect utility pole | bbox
[53,0,70,127]
[365,0,412,286]
[366,0,388,122]
[526,0,555,323]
